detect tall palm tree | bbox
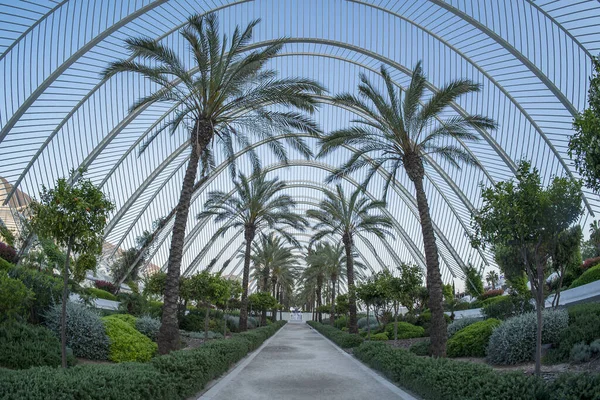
[486,270,499,290]
[306,185,394,333]
[318,62,496,356]
[102,14,323,353]
[304,243,330,323]
[250,233,299,322]
[198,168,308,331]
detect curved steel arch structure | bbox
[1,0,598,286]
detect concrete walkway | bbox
[199,322,415,400]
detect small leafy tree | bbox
[189,271,230,340]
[248,292,278,326]
[356,278,384,340]
[549,226,582,308]
[335,294,349,318]
[218,279,242,336]
[569,56,600,193]
[472,160,583,375]
[29,175,114,367]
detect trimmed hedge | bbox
[370,332,389,341]
[0,321,75,369]
[354,341,600,400]
[447,318,501,358]
[570,264,600,288]
[102,315,157,362]
[307,321,364,348]
[384,322,425,339]
[0,321,287,399]
[85,287,118,301]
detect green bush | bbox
[136,315,161,341]
[447,319,501,358]
[307,321,364,348]
[409,339,430,356]
[384,321,424,339]
[355,341,548,399]
[481,294,534,320]
[370,332,388,341]
[446,318,479,338]
[110,313,138,327]
[0,256,14,271]
[102,315,157,362]
[45,302,109,360]
[0,321,75,369]
[224,315,257,332]
[545,303,600,363]
[487,309,569,365]
[117,292,149,316]
[0,322,287,399]
[333,316,347,330]
[570,264,600,288]
[0,271,34,321]
[357,316,379,329]
[85,287,117,301]
[6,265,63,324]
[354,341,600,399]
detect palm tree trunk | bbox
[158,120,210,354]
[407,155,446,357]
[330,275,336,325]
[239,224,256,332]
[367,304,371,340]
[317,280,323,323]
[343,232,358,334]
[272,279,277,321]
[60,237,74,368]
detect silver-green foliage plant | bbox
[357,316,379,329]
[487,309,568,365]
[569,339,600,364]
[447,318,479,338]
[45,301,109,360]
[135,315,161,341]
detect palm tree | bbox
[486,270,499,290]
[304,243,330,323]
[306,185,394,333]
[102,14,323,353]
[318,62,496,356]
[250,233,299,323]
[198,168,308,331]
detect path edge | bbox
[308,324,421,400]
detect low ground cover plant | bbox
[308,321,363,348]
[354,341,600,400]
[0,322,286,399]
[570,264,600,288]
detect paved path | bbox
[200,322,415,400]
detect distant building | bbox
[0,176,32,239]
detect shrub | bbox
[147,300,163,318]
[117,292,149,316]
[333,316,347,330]
[102,315,157,362]
[481,294,534,320]
[0,255,14,270]
[357,316,379,329]
[355,341,549,399]
[85,287,117,301]
[447,318,479,338]
[370,332,388,341]
[548,372,600,400]
[487,309,569,365]
[545,303,600,363]
[110,313,138,327]
[307,321,364,348]
[447,318,501,358]
[0,271,34,321]
[569,342,593,363]
[0,321,75,369]
[570,264,600,288]
[0,242,17,264]
[582,256,600,270]
[478,289,504,301]
[94,280,116,294]
[225,315,257,332]
[384,322,425,339]
[409,339,430,356]
[136,315,161,341]
[6,265,62,324]
[45,301,109,360]
[179,309,205,332]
